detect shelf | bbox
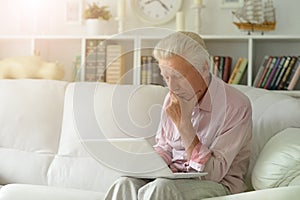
[0,34,299,90]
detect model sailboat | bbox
[232,0,276,34]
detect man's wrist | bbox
[186,136,200,160]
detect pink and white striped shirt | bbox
[154,75,252,194]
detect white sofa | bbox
[0,79,300,200]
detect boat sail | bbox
[232,0,276,34]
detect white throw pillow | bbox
[252,128,300,190]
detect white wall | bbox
[0,0,299,36]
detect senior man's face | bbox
[159,55,208,101]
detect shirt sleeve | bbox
[188,104,252,182]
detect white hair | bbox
[153,31,211,83]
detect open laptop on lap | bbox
[82,138,207,179]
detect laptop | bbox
[82,138,207,179]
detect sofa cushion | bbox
[251,128,300,190]
[48,82,168,192]
[0,79,68,185]
[202,185,300,200]
[0,184,103,200]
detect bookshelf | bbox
[0,33,299,90]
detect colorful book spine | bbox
[151,58,164,85]
[85,39,98,81]
[222,56,232,83]
[253,55,269,87]
[213,56,220,77]
[231,58,248,84]
[140,55,164,86]
[73,55,81,81]
[141,56,148,84]
[272,56,291,89]
[95,40,106,82]
[228,57,243,84]
[256,56,273,88]
[209,55,214,74]
[287,57,300,90]
[105,44,125,84]
[218,56,224,79]
[261,56,278,89]
[269,56,286,89]
[146,56,153,84]
[277,56,297,90]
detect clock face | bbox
[132,0,183,25]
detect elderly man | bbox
[104,31,252,200]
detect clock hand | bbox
[157,0,169,11]
[144,0,156,4]
[144,0,169,11]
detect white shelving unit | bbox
[0,34,299,90]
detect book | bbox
[140,56,164,85]
[262,56,279,89]
[85,39,106,82]
[284,56,300,90]
[141,56,148,84]
[272,56,291,89]
[209,55,214,74]
[218,56,225,79]
[256,56,273,88]
[286,57,300,90]
[222,56,232,83]
[212,56,232,82]
[73,55,81,81]
[150,58,164,85]
[277,56,297,90]
[228,57,243,84]
[213,56,220,77]
[269,56,286,90]
[230,58,248,84]
[253,55,269,87]
[105,44,125,84]
[146,56,153,84]
[95,41,107,82]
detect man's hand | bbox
[166,91,198,129]
[166,92,200,159]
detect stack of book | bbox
[106,45,125,84]
[84,40,125,83]
[212,56,233,83]
[85,39,106,82]
[211,56,248,85]
[228,57,248,84]
[253,55,300,90]
[140,55,164,86]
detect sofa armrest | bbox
[202,185,300,200]
[251,128,300,189]
[0,184,104,200]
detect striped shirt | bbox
[154,75,252,194]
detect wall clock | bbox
[131,0,183,25]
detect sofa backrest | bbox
[0,79,68,185]
[1,79,299,193]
